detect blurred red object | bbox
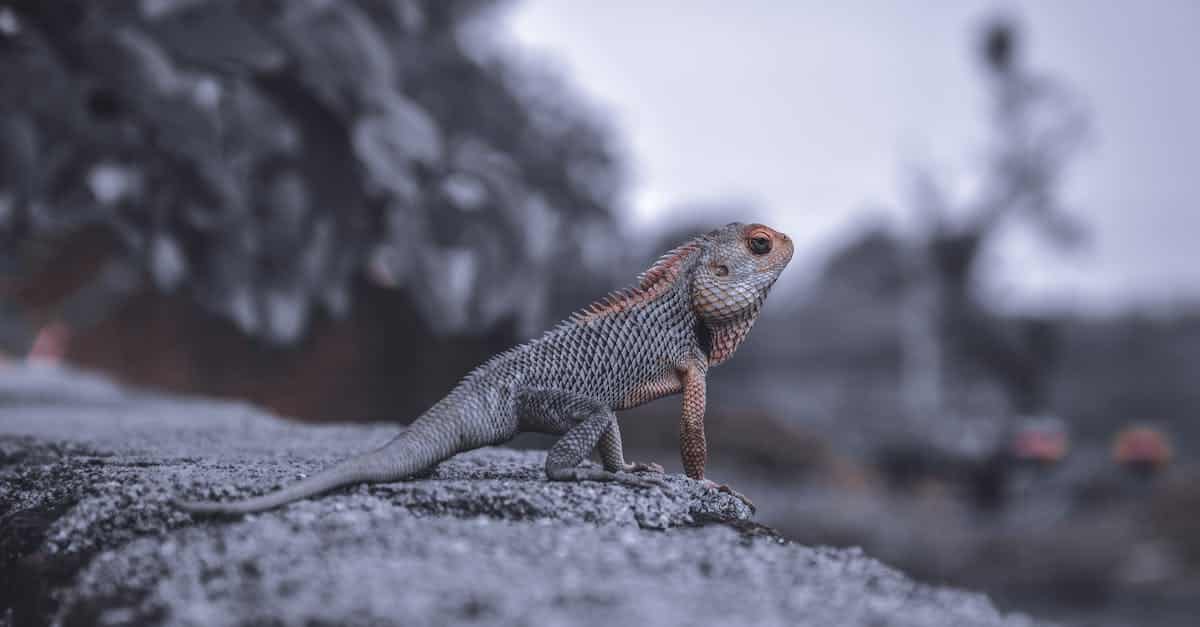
[28,322,71,364]
[1011,418,1070,465]
[1112,425,1173,475]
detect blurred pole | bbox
[900,239,942,430]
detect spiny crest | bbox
[569,235,708,324]
[635,237,707,290]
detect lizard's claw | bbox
[623,461,665,474]
[701,479,756,513]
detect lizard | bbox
[176,222,793,515]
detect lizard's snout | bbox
[778,232,794,263]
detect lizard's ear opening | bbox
[710,263,730,277]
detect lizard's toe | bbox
[547,467,665,490]
[624,461,666,474]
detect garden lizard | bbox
[177,222,793,514]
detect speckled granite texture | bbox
[0,365,1044,627]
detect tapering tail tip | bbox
[172,487,334,517]
[171,418,457,516]
[172,497,255,517]
[170,433,439,516]
[171,466,366,516]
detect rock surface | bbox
[0,365,1043,627]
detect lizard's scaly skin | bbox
[177,223,793,514]
[679,362,708,480]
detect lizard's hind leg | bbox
[518,390,666,489]
[599,420,666,475]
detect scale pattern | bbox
[679,362,708,479]
[176,222,793,515]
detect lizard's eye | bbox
[748,236,772,255]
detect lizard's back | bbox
[466,278,699,411]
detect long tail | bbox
[176,413,461,515]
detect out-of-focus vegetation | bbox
[0,0,625,419]
[0,0,620,347]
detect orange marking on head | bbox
[1113,425,1173,467]
[742,223,794,269]
[744,224,776,240]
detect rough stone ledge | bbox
[0,365,1046,627]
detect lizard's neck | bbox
[700,306,761,367]
[691,268,778,367]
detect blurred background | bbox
[1,1,1197,625]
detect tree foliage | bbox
[0,0,622,344]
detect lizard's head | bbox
[691,222,793,324]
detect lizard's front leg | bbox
[679,360,756,511]
[679,361,709,480]
[599,420,665,475]
[518,390,665,489]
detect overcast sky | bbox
[503,0,1200,312]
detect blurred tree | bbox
[0,0,622,350]
[902,15,1089,425]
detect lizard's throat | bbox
[698,304,762,367]
[690,275,775,365]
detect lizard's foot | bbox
[701,479,756,513]
[547,466,667,489]
[622,461,666,474]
